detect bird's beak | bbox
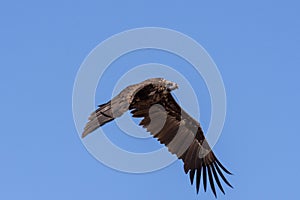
[175,83,179,89]
[171,83,179,90]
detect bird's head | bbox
[163,79,179,91]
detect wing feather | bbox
[82,102,114,138]
[207,165,217,197]
[82,78,232,197]
[189,169,196,185]
[82,78,163,138]
[131,93,232,196]
[203,165,207,192]
[211,164,225,194]
[196,167,202,193]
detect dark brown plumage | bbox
[82,78,232,197]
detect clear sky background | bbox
[1,1,300,200]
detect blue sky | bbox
[1,0,300,199]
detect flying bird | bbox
[82,78,232,197]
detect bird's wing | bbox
[82,79,160,138]
[131,93,232,197]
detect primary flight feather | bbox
[82,78,232,197]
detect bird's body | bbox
[82,78,232,197]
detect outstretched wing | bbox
[130,93,232,197]
[82,79,162,138]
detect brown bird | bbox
[82,78,232,197]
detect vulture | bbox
[82,78,232,197]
